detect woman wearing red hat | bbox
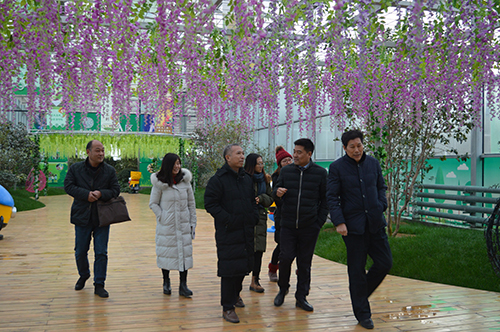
[268,146,293,282]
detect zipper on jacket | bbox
[296,169,303,228]
[89,177,94,210]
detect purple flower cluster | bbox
[0,0,498,132]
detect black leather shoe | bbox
[94,285,109,298]
[222,309,239,323]
[359,318,374,329]
[295,298,314,311]
[179,281,193,297]
[75,276,90,290]
[274,289,288,307]
[163,278,171,295]
[235,297,245,308]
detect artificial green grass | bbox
[8,189,46,211]
[138,187,151,195]
[8,187,69,212]
[315,221,500,293]
[139,187,205,209]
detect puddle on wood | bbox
[0,253,27,260]
[385,305,438,320]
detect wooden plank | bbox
[0,194,499,331]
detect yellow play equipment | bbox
[0,184,16,240]
[129,171,142,193]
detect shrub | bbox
[0,171,17,189]
[0,122,38,189]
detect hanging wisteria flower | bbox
[0,0,497,134]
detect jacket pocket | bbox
[226,214,245,231]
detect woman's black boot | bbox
[163,278,171,295]
[179,270,192,297]
[162,269,171,295]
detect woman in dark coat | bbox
[268,146,293,282]
[244,153,273,293]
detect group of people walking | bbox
[64,130,392,330]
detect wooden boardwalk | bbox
[1,194,499,331]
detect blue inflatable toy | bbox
[0,184,16,240]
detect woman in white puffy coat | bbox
[149,153,197,297]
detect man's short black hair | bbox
[341,130,364,147]
[86,140,94,151]
[294,138,315,153]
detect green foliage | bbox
[39,133,181,159]
[0,172,17,189]
[103,157,139,174]
[193,187,205,209]
[178,138,199,188]
[0,122,38,189]
[192,120,253,187]
[192,120,275,187]
[117,167,138,192]
[31,135,42,200]
[146,157,161,174]
[360,101,474,236]
[315,222,500,292]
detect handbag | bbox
[97,196,131,227]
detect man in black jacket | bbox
[327,130,392,330]
[64,140,120,298]
[272,138,328,312]
[204,144,259,324]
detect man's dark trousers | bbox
[278,224,321,300]
[221,275,245,311]
[75,224,110,286]
[342,227,392,321]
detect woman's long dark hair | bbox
[156,153,183,186]
[244,153,269,184]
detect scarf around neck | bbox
[253,172,266,196]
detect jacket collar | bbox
[293,160,313,171]
[151,168,193,189]
[84,157,103,170]
[344,152,367,165]
[219,163,245,177]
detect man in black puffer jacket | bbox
[64,140,120,298]
[327,130,392,330]
[204,144,259,324]
[272,138,328,312]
